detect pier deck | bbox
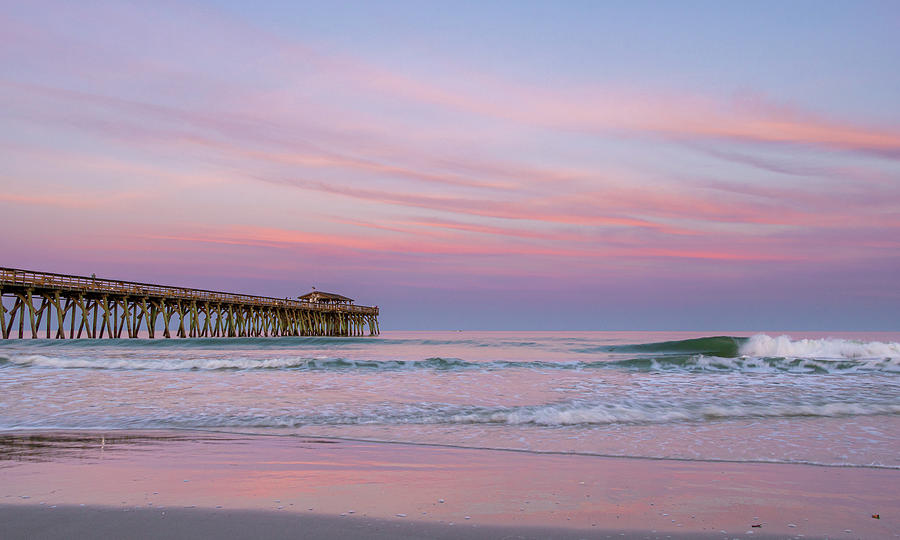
[0,267,379,339]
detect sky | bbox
[1,1,899,330]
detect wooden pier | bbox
[0,267,379,339]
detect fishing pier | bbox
[0,267,379,339]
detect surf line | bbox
[166,426,900,471]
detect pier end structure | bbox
[0,267,379,339]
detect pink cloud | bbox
[143,223,805,264]
[6,79,896,245]
[293,49,900,156]
[0,188,146,209]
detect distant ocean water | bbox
[1,331,898,468]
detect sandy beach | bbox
[1,430,895,539]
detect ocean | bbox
[2,331,898,469]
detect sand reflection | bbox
[1,429,896,538]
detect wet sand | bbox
[0,505,792,540]
[1,430,896,539]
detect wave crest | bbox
[0,355,469,371]
[740,334,900,360]
[450,401,900,426]
[3,351,898,374]
[608,336,742,357]
[608,354,900,373]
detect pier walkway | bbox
[0,267,379,339]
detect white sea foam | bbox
[4,349,899,373]
[644,354,900,374]
[10,401,895,431]
[1,354,343,371]
[0,354,471,371]
[450,402,900,426]
[740,334,900,361]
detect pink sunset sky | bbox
[1,1,898,330]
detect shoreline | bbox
[5,425,898,471]
[2,429,897,539]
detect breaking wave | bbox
[448,401,900,426]
[605,354,900,373]
[12,400,896,431]
[2,354,899,376]
[1,334,897,374]
[739,334,900,360]
[0,355,471,371]
[606,335,744,357]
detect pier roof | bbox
[298,291,354,304]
